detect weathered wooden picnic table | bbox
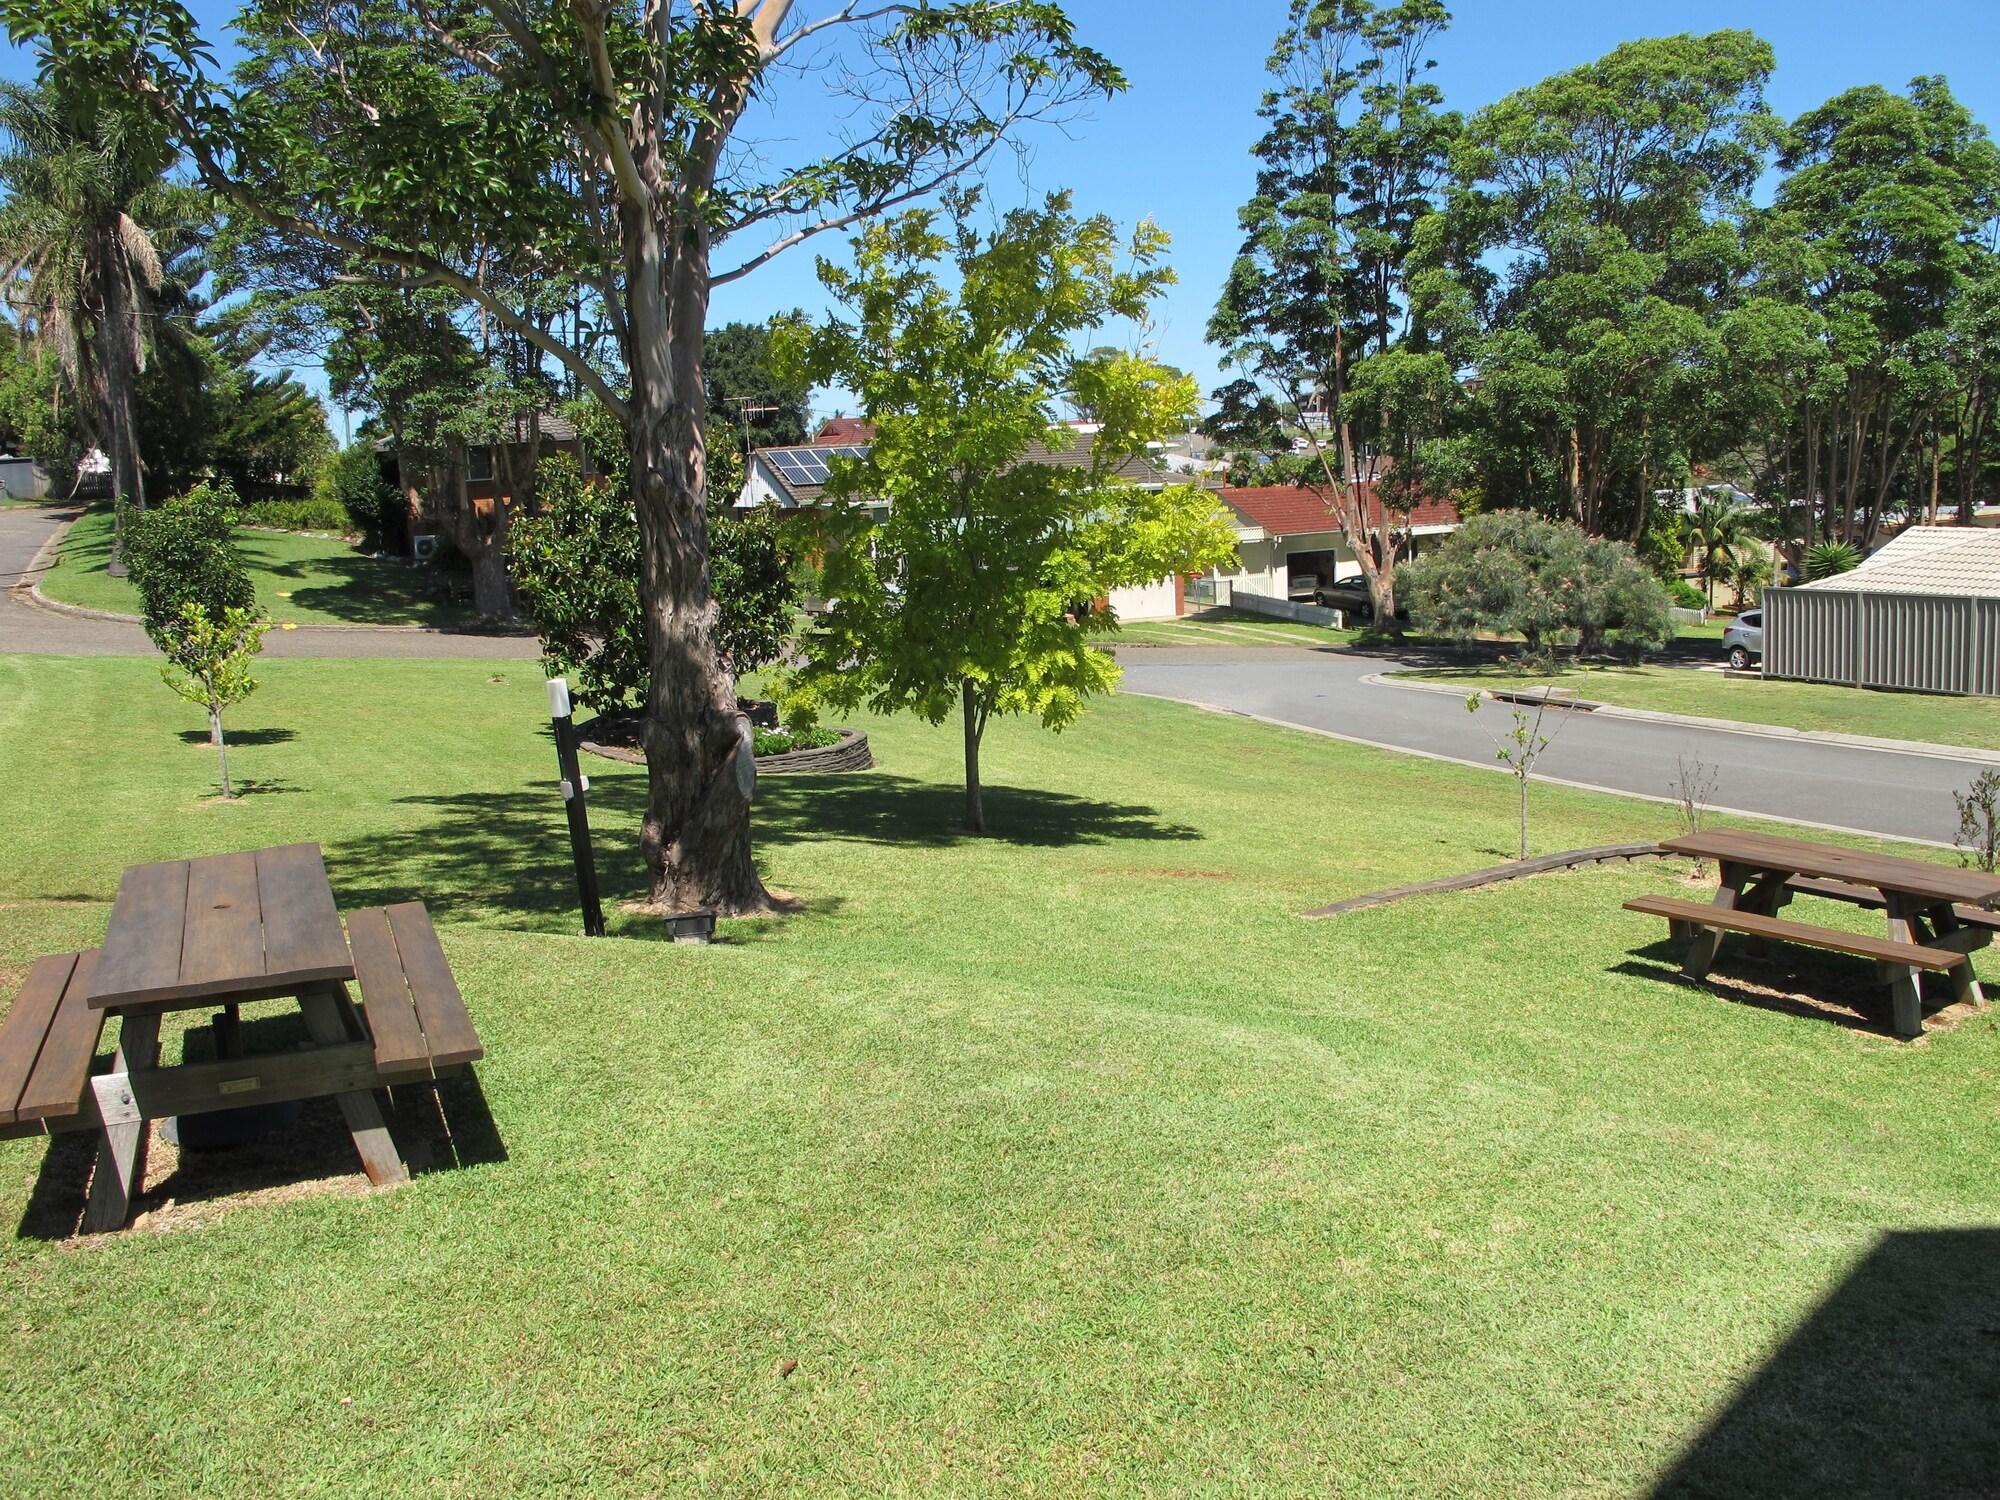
[1626,828,2000,1038]
[0,843,482,1232]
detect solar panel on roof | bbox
[762,443,873,490]
[768,450,816,485]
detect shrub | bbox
[238,495,351,532]
[752,724,840,756]
[1805,540,1861,580]
[122,481,256,650]
[510,450,802,715]
[314,442,394,544]
[1399,511,1672,657]
[1667,577,1707,610]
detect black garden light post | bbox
[547,677,607,937]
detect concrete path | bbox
[0,502,540,660]
[1118,645,1986,846]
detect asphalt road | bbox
[3,502,1983,843]
[1118,646,1985,846]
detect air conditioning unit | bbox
[412,533,438,562]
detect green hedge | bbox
[238,496,353,533]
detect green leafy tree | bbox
[6,0,1124,916]
[158,601,267,799]
[511,405,801,717]
[314,441,394,544]
[703,320,810,451]
[1755,78,2000,545]
[122,480,256,651]
[0,78,202,553]
[1209,0,1460,620]
[777,193,1238,833]
[1414,31,1780,540]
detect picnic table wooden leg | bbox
[1686,861,1752,978]
[299,983,408,1187]
[1929,907,1986,1009]
[1882,894,1925,1039]
[81,1012,161,1234]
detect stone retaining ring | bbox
[580,726,875,775]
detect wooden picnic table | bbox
[1629,829,2000,1038]
[77,843,408,1230]
[0,842,488,1234]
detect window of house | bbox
[467,445,494,482]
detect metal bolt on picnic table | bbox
[547,677,607,938]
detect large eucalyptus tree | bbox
[3,0,1121,915]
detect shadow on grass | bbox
[177,728,298,747]
[1650,1228,2000,1498]
[1610,937,1948,1037]
[276,553,474,629]
[14,1012,504,1240]
[321,769,1197,931]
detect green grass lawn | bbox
[1395,660,2000,752]
[2,654,1998,1495]
[1112,608,1363,648]
[39,505,474,628]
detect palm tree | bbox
[1688,495,1744,609]
[0,82,200,562]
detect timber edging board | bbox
[1302,842,1667,919]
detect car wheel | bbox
[1727,646,1751,670]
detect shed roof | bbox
[1805,526,2000,597]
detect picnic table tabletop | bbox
[86,843,355,1013]
[1659,829,2000,910]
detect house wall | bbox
[1209,525,1456,602]
[1210,531,1356,599]
[1108,576,1183,621]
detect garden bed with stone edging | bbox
[1302,842,1666,918]
[579,722,874,775]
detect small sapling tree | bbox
[1467,690,1569,861]
[1671,753,1720,877]
[1954,770,2000,873]
[158,602,268,798]
[776,192,1237,833]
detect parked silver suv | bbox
[1722,609,1763,670]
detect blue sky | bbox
[9,1,1999,431]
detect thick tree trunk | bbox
[469,547,512,621]
[96,223,145,573]
[961,677,986,835]
[630,397,771,913]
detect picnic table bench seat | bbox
[345,903,483,1077]
[0,952,108,1138]
[1781,875,2000,934]
[1623,894,1969,973]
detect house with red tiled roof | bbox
[1205,482,1461,616]
[809,416,877,445]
